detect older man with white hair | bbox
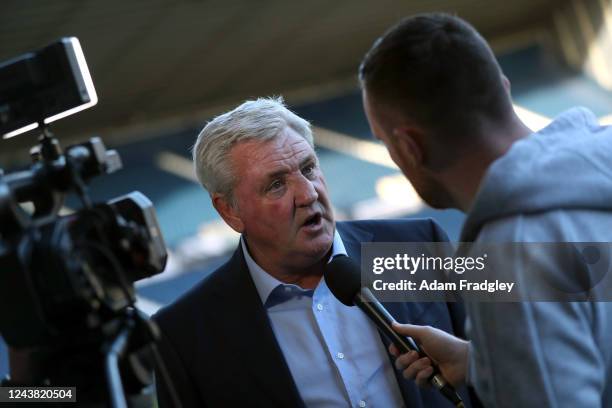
[153,97,473,407]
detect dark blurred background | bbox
[1,0,611,377]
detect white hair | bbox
[192,96,313,201]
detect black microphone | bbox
[324,255,465,408]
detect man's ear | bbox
[392,127,424,168]
[502,74,511,94]
[212,193,244,233]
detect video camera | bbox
[0,38,175,407]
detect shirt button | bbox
[316,303,324,311]
[359,401,367,408]
[337,352,344,359]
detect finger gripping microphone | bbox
[324,255,464,408]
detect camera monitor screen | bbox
[0,37,98,139]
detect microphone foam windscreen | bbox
[324,255,362,306]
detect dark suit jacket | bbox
[154,218,472,407]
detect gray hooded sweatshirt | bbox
[460,107,612,407]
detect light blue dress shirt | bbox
[242,232,405,408]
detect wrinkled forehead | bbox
[230,129,317,175]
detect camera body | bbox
[0,38,172,406]
[0,137,167,349]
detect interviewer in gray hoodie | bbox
[359,12,612,408]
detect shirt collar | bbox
[242,229,347,306]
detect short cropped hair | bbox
[192,96,313,201]
[359,13,512,137]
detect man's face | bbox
[362,89,455,209]
[227,127,335,271]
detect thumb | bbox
[392,321,426,342]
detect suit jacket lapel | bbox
[209,246,305,407]
[336,221,373,262]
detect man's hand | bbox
[389,322,469,388]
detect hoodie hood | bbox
[461,107,612,241]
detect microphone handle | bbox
[355,288,465,408]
